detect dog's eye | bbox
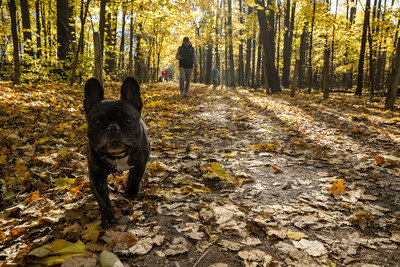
[93,119,101,126]
[127,118,134,125]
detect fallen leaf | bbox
[61,255,97,267]
[82,221,101,242]
[238,249,266,261]
[218,240,243,251]
[287,231,308,241]
[241,237,262,246]
[164,237,189,256]
[350,210,374,230]
[292,239,327,257]
[390,232,400,243]
[129,238,153,255]
[99,250,124,267]
[205,162,235,183]
[328,179,347,198]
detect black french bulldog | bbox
[83,77,150,228]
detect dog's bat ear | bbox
[121,77,142,112]
[84,78,104,114]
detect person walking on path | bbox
[176,37,198,97]
[211,68,220,90]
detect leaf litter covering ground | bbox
[0,81,400,266]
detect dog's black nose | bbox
[107,122,120,137]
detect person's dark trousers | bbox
[179,67,192,96]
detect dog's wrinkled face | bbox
[87,100,142,156]
[84,77,143,157]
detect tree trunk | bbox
[70,0,91,85]
[266,0,275,64]
[355,0,371,95]
[276,3,281,74]
[224,15,228,87]
[8,0,21,84]
[56,0,74,60]
[238,0,244,86]
[35,1,42,58]
[135,23,143,83]
[368,20,375,99]
[20,0,31,42]
[245,6,253,87]
[256,36,262,88]
[93,32,104,86]
[255,0,281,93]
[128,10,134,77]
[215,6,221,86]
[99,0,107,54]
[330,0,338,90]
[290,59,300,97]
[282,0,291,87]
[251,29,256,87]
[345,0,357,89]
[228,0,235,87]
[385,38,400,109]
[308,0,316,93]
[288,0,296,75]
[105,10,117,76]
[205,42,213,85]
[298,24,307,88]
[40,1,47,60]
[198,46,203,83]
[20,0,32,56]
[119,5,127,68]
[323,47,331,99]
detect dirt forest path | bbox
[0,82,399,266]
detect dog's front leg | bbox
[126,161,146,199]
[88,165,115,228]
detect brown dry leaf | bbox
[374,156,385,165]
[267,229,286,240]
[218,240,243,251]
[29,190,40,203]
[102,231,138,247]
[271,166,283,174]
[350,210,374,230]
[129,238,154,255]
[163,237,189,256]
[292,239,327,257]
[61,255,97,267]
[390,232,400,243]
[238,249,266,261]
[351,127,362,134]
[241,237,262,246]
[253,142,279,153]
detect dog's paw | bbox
[101,215,116,229]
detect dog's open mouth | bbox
[106,138,127,156]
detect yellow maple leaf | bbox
[328,179,347,198]
[287,231,308,241]
[205,162,234,183]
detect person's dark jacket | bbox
[176,45,198,69]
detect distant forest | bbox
[1,0,400,108]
